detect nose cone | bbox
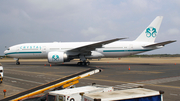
[4,50,8,56]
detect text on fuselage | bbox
[20,46,41,50]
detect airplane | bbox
[4,16,176,65]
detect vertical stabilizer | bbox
[135,16,163,43]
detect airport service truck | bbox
[83,88,164,101]
[0,63,3,83]
[47,86,114,101]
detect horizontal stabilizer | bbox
[143,40,176,48]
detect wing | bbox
[143,40,176,48]
[66,38,126,55]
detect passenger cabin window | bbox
[22,48,38,50]
[50,48,60,51]
[61,48,71,51]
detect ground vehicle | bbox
[47,86,114,101]
[1,69,102,101]
[0,63,3,83]
[83,88,164,101]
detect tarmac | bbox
[0,57,180,101]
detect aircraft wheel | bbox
[86,62,90,65]
[77,62,82,66]
[70,98,75,101]
[77,62,90,66]
[16,62,20,65]
[82,62,86,66]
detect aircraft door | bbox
[42,46,46,53]
[129,44,133,50]
[17,46,20,52]
[129,44,133,55]
[16,46,20,58]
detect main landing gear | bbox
[77,61,90,66]
[16,59,20,65]
[77,55,90,66]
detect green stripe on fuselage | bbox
[5,51,42,55]
[103,49,151,52]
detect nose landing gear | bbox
[16,59,20,65]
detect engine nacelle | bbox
[48,52,68,63]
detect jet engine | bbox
[48,52,68,63]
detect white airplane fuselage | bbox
[4,41,159,59]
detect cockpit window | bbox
[7,48,10,50]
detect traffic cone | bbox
[3,89,6,98]
[44,64,46,66]
[50,64,52,67]
[175,63,176,65]
[128,66,130,70]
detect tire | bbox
[70,98,75,101]
[86,62,90,65]
[16,62,20,65]
[77,62,82,66]
[82,62,86,66]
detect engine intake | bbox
[48,52,68,63]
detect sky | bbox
[0,0,179,55]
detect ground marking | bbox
[136,76,180,84]
[4,76,44,85]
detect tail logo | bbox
[146,27,157,38]
[52,55,59,61]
